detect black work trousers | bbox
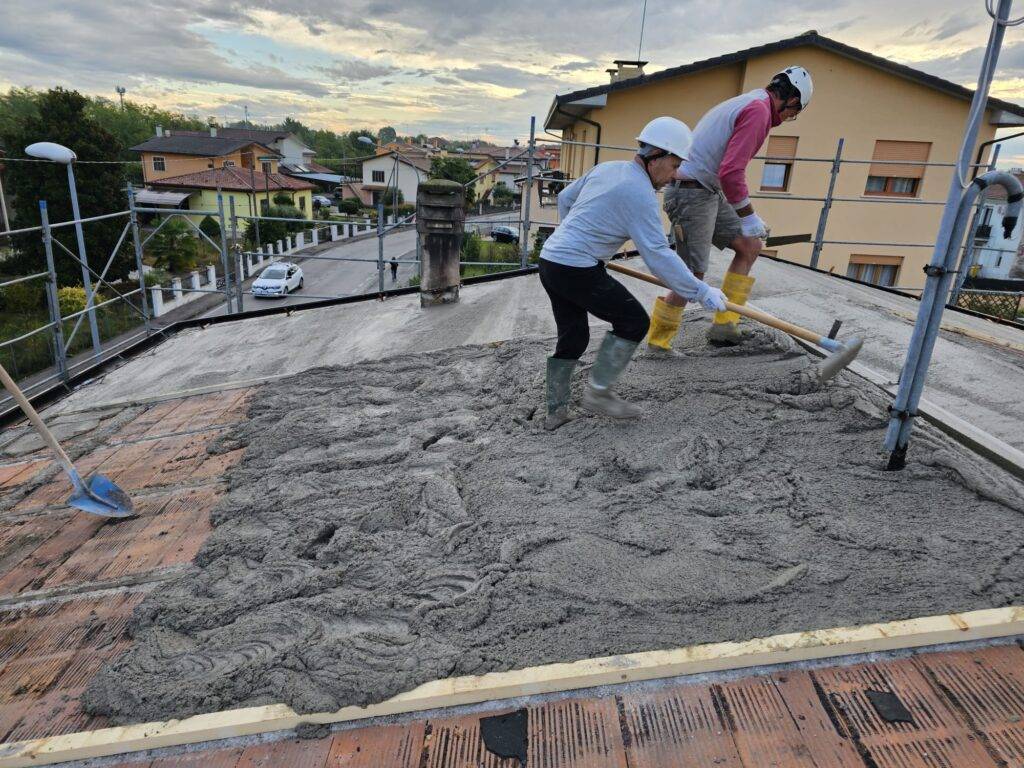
[538,258,650,360]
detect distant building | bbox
[970,170,1024,279]
[361,150,431,205]
[130,128,314,226]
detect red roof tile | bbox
[149,166,315,192]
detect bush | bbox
[492,182,515,206]
[198,215,221,240]
[243,205,304,249]
[143,268,170,288]
[57,286,87,317]
[2,280,47,313]
[461,231,481,262]
[273,192,293,205]
[337,199,361,215]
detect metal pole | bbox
[38,200,68,383]
[810,137,844,270]
[884,0,1013,468]
[377,199,385,294]
[250,161,261,248]
[0,165,9,232]
[126,186,151,336]
[66,162,102,354]
[229,196,244,313]
[521,115,536,267]
[216,190,233,314]
[953,144,1000,302]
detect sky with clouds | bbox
[3,0,1024,160]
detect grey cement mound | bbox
[85,323,1024,724]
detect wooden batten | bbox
[2,606,1022,768]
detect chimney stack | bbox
[608,60,647,84]
[156,125,163,137]
[210,126,217,138]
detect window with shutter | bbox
[865,140,930,197]
[846,254,903,287]
[760,135,798,191]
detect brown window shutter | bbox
[869,140,931,178]
[765,135,798,159]
[849,254,903,266]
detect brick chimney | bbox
[608,60,647,84]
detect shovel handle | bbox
[605,260,829,348]
[0,362,76,475]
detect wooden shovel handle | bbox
[0,362,76,474]
[605,260,826,347]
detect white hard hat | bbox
[772,66,813,109]
[635,116,693,160]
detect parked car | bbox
[491,225,520,244]
[252,262,303,298]
[312,195,333,209]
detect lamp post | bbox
[25,141,101,355]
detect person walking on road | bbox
[645,66,813,353]
[389,258,399,282]
[539,116,728,431]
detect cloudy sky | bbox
[3,0,1024,155]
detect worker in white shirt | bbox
[538,117,728,430]
[646,66,813,352]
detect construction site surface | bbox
[2,262,1024,767]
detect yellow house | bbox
[145,166,314,231]
[131,128,314,231]
[131,129,282,184]
[542,30,1024,290]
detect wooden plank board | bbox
[2,606,1021,767]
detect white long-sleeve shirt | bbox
[540,160,707,300]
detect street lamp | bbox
[25,141,101,354]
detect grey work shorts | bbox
[662,185,744,274]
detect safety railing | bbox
[530,132,1022,311]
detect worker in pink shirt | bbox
[645,66,813,351]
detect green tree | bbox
[1,88,130,286]
[429,156,476,204]
[378,126,397,144]
[148,219,199,273]
[491,182,514,206]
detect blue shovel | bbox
[0,362,134,518]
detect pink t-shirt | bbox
[677,89,782,209]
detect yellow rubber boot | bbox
[645,297,684,353]
[708,271,755,347]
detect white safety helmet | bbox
[635,116,694,160]
[771,66,813,109]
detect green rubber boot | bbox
[544,357,577,431]
[581,333,642,420]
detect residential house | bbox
[132,127,281,183]
[969,170,1024,279]
[541,30,1024,289]
[131,128,314,227]
[361,150,431,205]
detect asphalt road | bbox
[202,212,519,318]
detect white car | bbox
[312,195,333,208]
[252,262,303,298]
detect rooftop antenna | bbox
[244,105,250,126]
[637,0,648,60]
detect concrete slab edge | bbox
[2,606,1022,767]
